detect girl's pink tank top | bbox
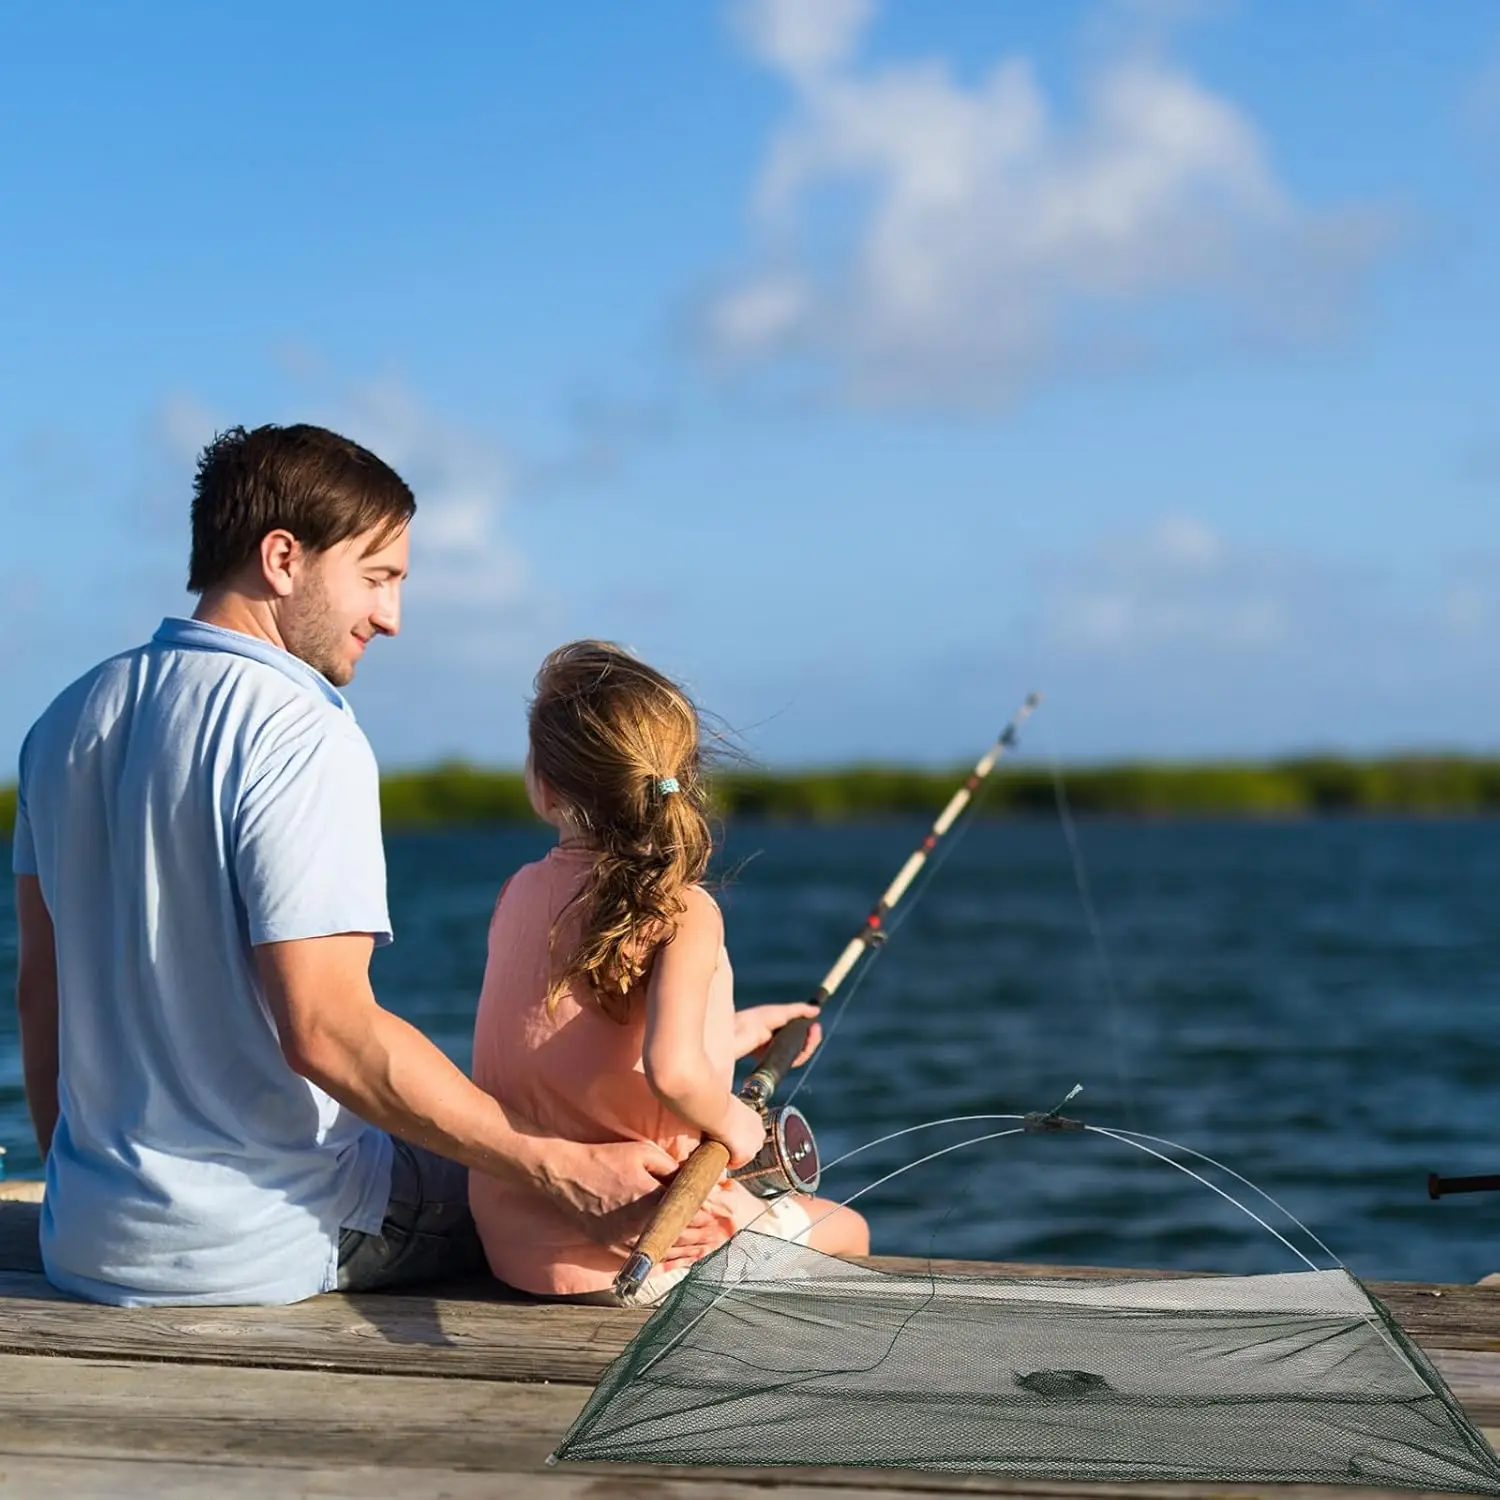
[468,845,737,1296]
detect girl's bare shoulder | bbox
[678,883,724,927]
[655,884,722,961]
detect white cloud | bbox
[960,520,1500,759]
[705,274,811,356]
[1040,516,1303,654]
[1033,518,1500,675]
[730,0,874,77]
[706,0,1396,410]
[127,374,531,667]
[327,377,523,613]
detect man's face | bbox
[282,524,410,687]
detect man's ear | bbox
[258,530,300,599]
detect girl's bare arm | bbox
[643,887,765,1166]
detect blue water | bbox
[3,820,1498,1283]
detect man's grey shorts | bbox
[338,1138,487,1293]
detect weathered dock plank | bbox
[8,1453,1494,1500]
[0,1353,1496,1500]
[3,1198,1499,1389]
[5,1349,1497,1464]
[0,1269,649,1383]
[0,1354,568,1473]
[5,1264,1498,1385]
[4,1195,1500,1497]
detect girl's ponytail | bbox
[529,642,715,1020]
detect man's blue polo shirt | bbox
[11,618,394,1305]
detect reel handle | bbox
[1428,1172,1500,1199]
[614,1138,730,1305]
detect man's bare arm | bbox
[15,875,59,1158]
[253,933,712,1249]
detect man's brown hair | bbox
[188,423,416,593]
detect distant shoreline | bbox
[10,757,1487,836]
[4,756,1499,837]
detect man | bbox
[12,422,716,1305]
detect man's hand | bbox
[732,1003,822,1066]
[537,1138,732,1263]
[661,1176,770,1270]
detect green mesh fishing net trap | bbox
[553,1231,1500,1492]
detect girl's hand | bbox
[662,1177,764,1268]
[732,1003,822,1065]
[713,1096,768,1169]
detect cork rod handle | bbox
[628,1139,731,1273]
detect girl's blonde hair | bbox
[529,640,713,1022]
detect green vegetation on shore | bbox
[384,756,1500,828]
[4,757,1500,840]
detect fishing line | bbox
[811,1128,1028,1223]
[791,1110,1334,1277]
[1096,1125,1346,1272]
[1081,1126,1323,1273]
[815,1113,1027,1175]
[1039,720,1138,1129]
[800,1118,1432,1380]
[779,744,1014,1110]
[774,934,878,1107]
[615,696,1043,1304]
[1081,1126,1421,1381]
[727,1113,1029,1254]
[620,1115,1420,1427]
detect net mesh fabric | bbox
[555,1232,1500,1492]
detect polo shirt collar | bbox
[153,617,355,716]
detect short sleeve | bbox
[234,717,392,947]
[10,734,37,877]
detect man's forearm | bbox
[292,1002,546,1187]
[256,935,684,1238]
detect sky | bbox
[2,0,1499,768]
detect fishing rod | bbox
[613,691,1043,1304]
[1428,1172,1500,1199]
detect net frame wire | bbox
[553,1236,1500,1491]
[553,1125,1500,1489]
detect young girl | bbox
[469,640,868,1303]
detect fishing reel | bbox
[729,1104,821,1199]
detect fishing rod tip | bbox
[1025,691,1043,709]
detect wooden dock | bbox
[0,1183,1497,1498]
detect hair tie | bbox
[656,777,680,796]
